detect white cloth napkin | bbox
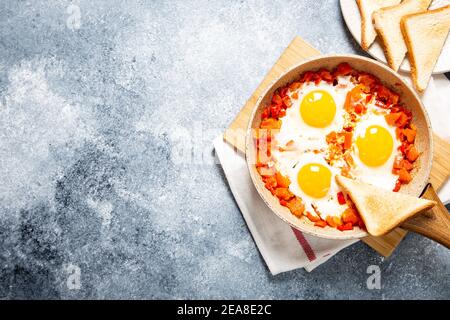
[215,75,450,275]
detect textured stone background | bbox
[0,0,449,299]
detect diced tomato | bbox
[337,222,353,231]
[260,118,281,130]
[334,63,353,76]
[326,216,343,227]
[344,132,353,150]
[337,192,346,205]
[385,113,401,126]
[326,131,337,143]
[275,172,290,188]
[406,145,419,162]
[358,73,377,87]
[279,199,287,206]
[278,109,286,118]
[401,159,414,171]
[403,128,416,143]
[344,85,365,113]
[302,71,316,82]
[272,94,282,106]
[376,85,399,104]
[286,198,305,217]
[354,104,363,114]
[275,187,294,201]
[393,179,401,192]
[318,69,333,82]
[393,157,403,170]
[270,105,280,118]
[289,82,301,90]
[398,168,412,183]
[306,211,321,222]
[291,92,298,100]
[399,141,409,154]
[261,108,269,119]
[263,175,277,186]
[395,112,409,128]
[314,220,327,228]
[396,127,404,140]
[279,87,289,98]
[342,208,359,224]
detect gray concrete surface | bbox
[0,0,448,299]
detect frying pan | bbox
[245,55,450,246]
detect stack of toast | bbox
[356,0,450,92]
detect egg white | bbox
[284,152,348,219]
[350,105,402,190]
[275,76,355,149]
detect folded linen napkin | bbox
[214,75,450,275]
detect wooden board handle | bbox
[401,184,450,248]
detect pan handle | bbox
[401,184,450,249]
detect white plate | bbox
[340,0,450,74]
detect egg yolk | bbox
[300,90,336,128]
[356,125,393,167]
[297,163,332,198]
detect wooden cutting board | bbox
[223,36,450,257]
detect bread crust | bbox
[401,4,450,92]
[373,10,398,70]
[372,0,433,71]
[335,175,436,236]
[356,0,370,50]
[357,0,401,51]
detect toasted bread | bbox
[335,175,435,236]
[373,0,432,71]
[401,5,450,92]
[356,0,401,50]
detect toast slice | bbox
[335,175,435,236]
[356,0,401,50]
[373,0,432,71]
[401,5,450,92]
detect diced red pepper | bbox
[318,69,333,82]
[385,113,401,126]
[272,94,282,106]
[275,172,290,188]
[314,220,327,228]
[337,192,346,205]
[342,208,359,224]
[337,222,353,231]
[403,128,416,143]
[326,216,343,227]
[334,63,353,76]
[393,179,401,192]
[407,145,419,162]
[398,168,412,183]
[306,211,321,222]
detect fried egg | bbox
[284,153,347,219]
[271,76,405,222]
[350,105,401,190]
[275,76,355,149]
